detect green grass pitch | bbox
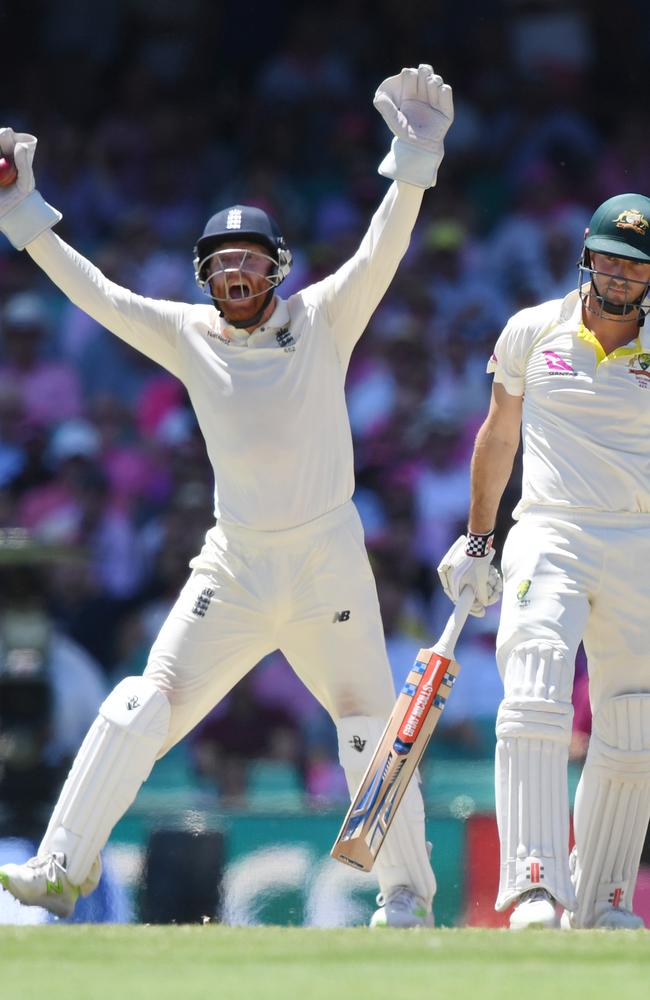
[3,926,649,1000]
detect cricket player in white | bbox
[438,192,650,929]
[0,65,453,927]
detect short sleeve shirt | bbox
[488,290,650,517]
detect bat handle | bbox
[434,586,476,659]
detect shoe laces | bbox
[27,853,66,881]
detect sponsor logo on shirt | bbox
[516,579,532,607]
[206,328,233,346]
[628,353,650,388]
[542,350,577,376]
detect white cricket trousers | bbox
[145,501,397,745]
[494,508,650,913]
[497,509,650,715]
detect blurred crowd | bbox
[1,0,647,813]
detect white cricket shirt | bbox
[488,289,650,517]
[27,182,423,530]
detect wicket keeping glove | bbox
[0,128,61,249]
[437,532,502,617]
[374,64,453,189]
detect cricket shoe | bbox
[561,905,645,930]
[370,887,434,928]
[510,888,558,930]
[0,852,99,919]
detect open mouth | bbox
[226,282,251,300]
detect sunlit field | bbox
[3,925,650,1000]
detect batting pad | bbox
[570,693,650,927]
[495,643,576,911]
[39,676,170,887]
[337,715,436,904]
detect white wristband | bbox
[0,190,62,250]
[378,138,443,189]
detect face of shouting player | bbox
[588,251,650,318]
[205,240,277,331]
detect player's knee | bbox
[99,676,171,742]
[589,694,650,774]
[336,715,385,769]
[496,641,574,743]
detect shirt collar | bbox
[219,297,290,347]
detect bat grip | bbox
[434,586,475,659]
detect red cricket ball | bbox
[0,155,18,188]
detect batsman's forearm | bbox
[468,423,519,534]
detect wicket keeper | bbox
[0,65,452,928]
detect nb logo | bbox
[126,696,140,711]
[332,610,351,623]
[349,735,366,753]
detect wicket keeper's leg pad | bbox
[40,676,171,887]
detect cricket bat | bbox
[331,586,475,872]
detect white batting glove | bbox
[373,64,453,189]
[437,532,502,618]
[0,128,61,249]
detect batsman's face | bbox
[590,251,650,307]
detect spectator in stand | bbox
[18,419,144,598]
[0,293,83,429]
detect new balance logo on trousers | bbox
[332,610,351,623]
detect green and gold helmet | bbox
[584,193,650,263]
[578,193,650,320]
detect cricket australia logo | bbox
[226,208,242,229]
[629,353,650,388]
[349,735,366,753]
[542,350,577,376]
[192,587,214,617]
[516,579,532,607]
[614,209,649,237]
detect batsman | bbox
[438,192,650,929]
[0,65,453,927]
